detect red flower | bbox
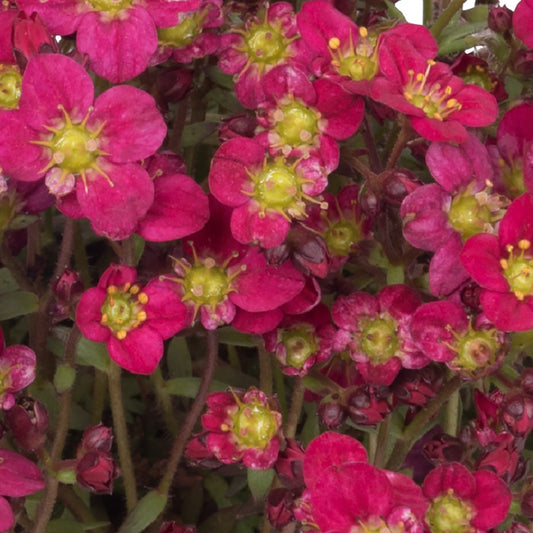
[371,43,498,142]
[461,193,533,331]
[423,462,511,531]
[514,0,533,49]
[76,264,187,374]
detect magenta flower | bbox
[297,0,437,96]
[410,300,508,379]
[76,264,187,374]
[167,196,305,333]
[371,43,498,142]
[209,137,328,248]
[514,0,533,49]
[255,63,364,170]
[263,303,335,377]
[0,327,36,410]
[0,448,45,531]
[0,54,166,240]
[156,0,223,64]
[218,2,311,109]
[460,193,533,331]
[16,0,200,82]
[423,462,512,532]
[196,387,283,470]
[332,285,426,385]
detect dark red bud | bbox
[160,523,197,533]
[345,385,391,426]
[77,423,114,456]
[501,393,533,437]
[521,369,533,396]
[513,49,533,74]
[76,450,120,494]
[266,488,296,529]
[488,6,513,34]
[381,169,421,207]
[318,393,347,429]
[4,397,49,451]
[274,439,304,489]
[219,114,258,142]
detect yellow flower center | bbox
[500,239,533,301]
[426,490,475,533]
[0,64,22,110]
[232,401,279,450]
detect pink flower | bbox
[514,0,533,49]
[410,300,508,379]
[76,264,187,374]
[167,197,306,333]
[423,462,512,531]
[460,193,533,331]
[0,327,36,410]
[0,448,45,531]
[209,137,329,248]
[332,285,426,386]
[195,387,283,470]
[0,54,166,240]
[255,63,364,169]
[218,2,312,109]
[371,43,498,142]
[16,0,200,82]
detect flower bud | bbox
[51,268,84,323]
[488,6,513,34]
[76,450,120,494]
[381,169,421,207]
[160,523,196,533]
[345,385,391,426]
[219,114,258,142]
[423,433,465,465]
[392,366,443,408]
[318,393,347,429]
[521,369,533,397]
[513,49,533,74]
[274,439,304,489]
[266,488,296,529]
[501,393,533,437]
[4,397,48,451]
[77,423,114,455]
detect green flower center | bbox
[500,239,533,301]
[88,0,132,14]
[460,64,493,92]
[232,402,279,449]
[403,60,462,121]
[249,158,310,218]
[328,28,379,82]
[182,263,231,308]
[0,64,22,110]
[100,283,148,340]
[325,220,361,256]
[274,101,319,147]
[360,316,398,364]
[426,491,474,533]
[244,22,287,66]
[448,190,492,240]
[158,10,206,47]
[500,157,525,197]
[280,325,319,369]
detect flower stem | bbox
[423,0,434,26]
[385,117,413,170]
[444,387,460,437]
[373,414,392,469]
[285,377,305,440]
[157,329,219,497]
[430,0,465,40]
[31,325,80,533]
[151,366,178,436]
[259,340,273,397]
[107,361,138,511]
[385,375,462,472]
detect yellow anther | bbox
[500,258,509,270]
[107,285,118,294]
[116,330,127,340]
[514,290,525,301]
[123,282,131,291]
[519,239,531,250]
[129,284,140,294]
[101,313,108,324]
[137,311,147,321]
[359,26,368,38]
[445,86,452,95]
[506,244,514,253]
[138,292,148,305]
[446,98,459,108]
[328,37,340,50]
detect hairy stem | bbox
[285,377,305,440]
[430,0,465,40]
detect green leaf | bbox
[247,468,274,501]
[165,377,227,398]
[0,291,38,320]
[205,66,235,90]
[167,336,192,378]
[218,327,256,347]
[181,122,219,147]
[54,364,76,393]
[117,490,167,533]
[438,21,487,55]
[76,337,110,371]
[385,0,406,22]
[0,268,19,294]
[463,4,489,23]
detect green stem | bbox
[57,485,109,533]
[31,326,80,533]
[361,116,382,173]
[385,375,462,472]
[385,117,413,170]
[423,0,434,26]
[107,361,138,511]
[444,388,460,437]
[373,414,392,469]
[157,329,218,497]
[430,0,465,40]
[285,377,305,440]
[150,366,178,436]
